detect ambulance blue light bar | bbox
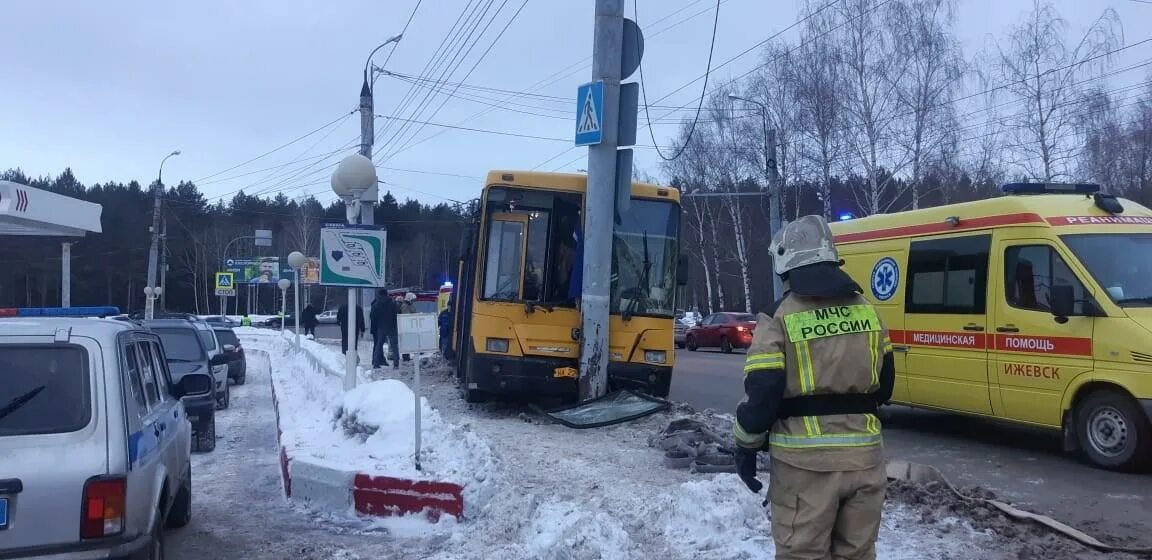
[0,306,122,318]
[1001,182,1100,195]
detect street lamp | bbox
[143,286,163,320]
[277,278,291,332]
[331,154,378,390]
[728,94,784,302]
[363,33,404,89]
[288,251,306,348]
[148,150,181,312]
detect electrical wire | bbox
[191,111,355,183]
[636,0,721,161]
[379,0,425,69]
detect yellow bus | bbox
[450,170,683,402]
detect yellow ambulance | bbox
[829,183,1152,470]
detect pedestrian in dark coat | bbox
[370,289,400,368]
[336,302,366,354]
[301,304,319,337]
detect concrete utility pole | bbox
[61,242,72,307]
[356,34,400,328]
[159,218,168,311]
[766,128,785,301]
[580,0,625,400]
[148,150,180,305]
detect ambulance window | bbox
[906,235,990,314]
[1004,245,1088,314]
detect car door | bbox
[700,314,720,347]
[902,234,995,415]
[989,238,1095,426]
[121,339,165,534]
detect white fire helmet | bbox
[405,292,417,302]
[769,215,840,276]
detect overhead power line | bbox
[191,110,355,183]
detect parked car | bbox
[261,314,295,329]
[212,326,247,385]
[685,312,758,353]
[316,309,338,324]
[190,321,230,409]
[142,319,228,451]
[674,321,689,349]
[203,315,239,328]
[0,316,213,558]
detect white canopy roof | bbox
[0,180,102,236]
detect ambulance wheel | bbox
[721,338,733,354]
[1075,390,1152,472]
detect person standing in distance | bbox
[733,215,895,560]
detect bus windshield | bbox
[1062,233,1152,307]
[611,199,680,318]
[479,187,679,317]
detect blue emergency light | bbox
[1001,182,1100,195]
[838,212,855,221]
[0,306,122,318]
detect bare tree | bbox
[836,0,914,215]
[891,0,965,209]
[793,2,845,219]
[1077,87,1124,190]
[996,1,1121,181]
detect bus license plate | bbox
[553,367,577,379]
[0,497,9,530]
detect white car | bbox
[316,310,338,324]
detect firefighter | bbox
[733,215,895,560]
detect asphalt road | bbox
[670,348,1152,547]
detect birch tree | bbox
[793,2,845,220]
[836,0,914,215]
[891,0,964,209]
[996,1,1121,180]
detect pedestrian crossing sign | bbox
[574,80,604,146]
[215,272,236,296]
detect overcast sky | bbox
[2,0,1149,207]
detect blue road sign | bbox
[575,81,605,146]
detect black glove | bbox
[734,446,763,494]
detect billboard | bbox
[223,257,280,284]
[299,257,321,284]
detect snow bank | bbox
[238,330,495,514]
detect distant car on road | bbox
[674,321,689,349]
[316,310,338,324]
[0,317,212,559]
[212,326,247,385]
[261,314,295,328]
[203,315,239,328]
[685,312,758,353]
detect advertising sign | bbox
[223,257,281,284]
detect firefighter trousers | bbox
[768,459,887,560]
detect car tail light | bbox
[81,476,126,538]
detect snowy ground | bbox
[164,331,1141,559]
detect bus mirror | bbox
[677,255,689,286]
[1050,285,1075,321]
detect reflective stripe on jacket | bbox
[736,293,890,472]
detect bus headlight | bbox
[644,350,667,364]
[486,338,510,353]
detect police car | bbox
[0,307,214,558]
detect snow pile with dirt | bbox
[238,329,496,510]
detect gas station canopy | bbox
[0,180,102,236]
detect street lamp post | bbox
[277,278,291,332]
[288,251,306,348]
[728,94,785,302]
[331,154,378,391]
[147,150,180,308]
[143,286,163,320]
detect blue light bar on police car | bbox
[1001,182,1100,195]
[10,306,122,317]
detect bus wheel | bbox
[1075,390,1152,471]
[461,383,487,404]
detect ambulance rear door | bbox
[989,235,1095,427]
